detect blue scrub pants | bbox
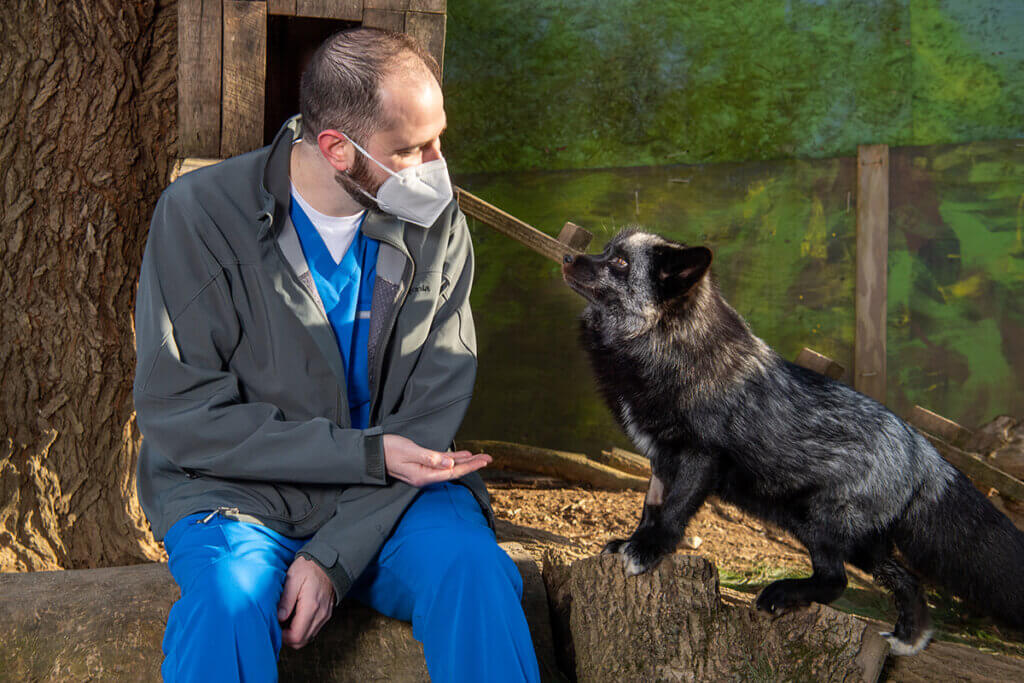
[161,482,540,683]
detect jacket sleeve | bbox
[133,190,387,486]
[296,208,479,600]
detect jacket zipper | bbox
[370,242,414,423]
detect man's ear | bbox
[656,246,713,299]
[317,129,356,173]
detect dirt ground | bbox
[486,481,1024,665]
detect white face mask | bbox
[344,134,454,228]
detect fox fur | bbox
[562,228,1024,655]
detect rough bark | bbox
[0,0,178,570]
[0,543,560,681]
[569,554,889,682]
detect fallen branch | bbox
[460,440,647,491]
[591,447,651,478]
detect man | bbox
[134,28,541,682]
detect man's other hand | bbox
[383,434,491,487]
[278,555,335,649]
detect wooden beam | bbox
[794,347,846,381]
[593,447,651,478]
[169,157,222,184]
[923,436,1024,503]
[296,0,363,21]
[178,0,223,157]
[409,0,446,11]
[221,1,267,158]
[405,11,446,70]
[855,144,889,403]
[557,221,593,252]
[267,0,297,15]
[362,8,406,32]
[364,0,409,9]
[455,186,585,263]
[907,406,972,448]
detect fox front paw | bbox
[601,535,668,576]
[755,579,811,616]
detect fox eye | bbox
[610,256,629,270]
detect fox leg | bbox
[755,544,848,615]
[873,558,932,655]
[603,451,714,576]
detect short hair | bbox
[299,28,440,146]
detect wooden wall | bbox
[178,0,447,158]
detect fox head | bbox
[561,229,713,334]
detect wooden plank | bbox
[364,0,409,9]
[405,11,445,70]
[267,0,297,15]
[169,157,223,184]
[221,1,267,158]
[455,187,585,263]
[296,0,363,20]
[557,221,593,252]
[177,0,223,157]
[908,405,973,447]
[409,0,445,12]
[361,9,405,32]
[794,347,846,381]
[855,144,889,403]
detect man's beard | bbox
[334,153,382,211]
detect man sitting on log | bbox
[133,27,540,683]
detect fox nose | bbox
[563,254,574,264]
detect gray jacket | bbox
[133,115,491,598]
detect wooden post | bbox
[557,222,593,252]
[794,348,846,381]
[855,144,889,403]
[297,0,364,21]
[221,1,267,158]
[178,0,223,157]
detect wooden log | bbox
[557,221,593,252]
[0,549,559,681]
[794,347,846,381]
[178,0,223,157]
[592,447,651,478]
[405,11,446,71]
[221,1,267,158]
[459,440,648,491]
[569,554,888,682]
[268,0,297,16]
[455,187,586,264]
[296,0,363,21]
[362,9,406,32]
[855,144,889,403]
[908,405,972,448]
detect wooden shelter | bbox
[178,0,447,159]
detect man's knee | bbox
[200,557,284,626]
[441,530,523,598]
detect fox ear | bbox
[656,246,713,298]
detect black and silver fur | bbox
[562,228,1024,656]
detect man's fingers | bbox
[447,455,492,479]
[277,570,302,622]
[449,450,483,464]
[283,589,318,649]
[420,450,454,469]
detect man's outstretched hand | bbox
[382,434,491,487]
[278,556,334,649]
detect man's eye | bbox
[610,257,629,270]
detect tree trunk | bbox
[0,0,178,570]
[569,554,889,682]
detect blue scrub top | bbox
[289,199,379,429]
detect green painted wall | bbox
[443,0,1024,174]
[442,0,1024,445]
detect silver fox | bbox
[562,228,1024,655]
